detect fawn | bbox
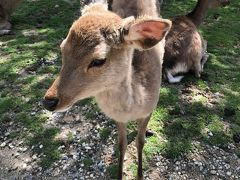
[43,2,171,179]
[163,0,230,83]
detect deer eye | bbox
[88,58,106,69]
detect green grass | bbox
[0,0,239,171]
[28,127,61,168]
[100,127,112,140]
[106,164,118,179]
[82,157,93,168]
[0,0,80,168]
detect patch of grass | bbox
[99,127,111,140]
[67,131,74,142]
[15,112,47,132]
[107,164,118,180]
[79,138,89,144]
[144,136,162,159]
[28,128,61,168]
[128,164,138,178]
[82,157,93,168]
[235,149,240,158]
[160,138,193,158]
[0,0,81,169]
[205,131,232,147]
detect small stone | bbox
[32,154,37,160]
[18,141,24,146]
[39,144,43,149]
[145,129,154,137]
[0,142,6,147]
[208,131,213,137]
[22,163,27,169]
[15,152,20,157]
[8,143,14,149]
[73,154,78,160]
[226,171,231,176]
[63,164,68,170]
[31,111,36,115]
[210,170,217,175]
[63,115,74,121]
[5,132,10,136]
[62,154,68,160]
[85,146,91,150]
[24,158,31,163]
[225,164,230,169]
[19,147,28,152]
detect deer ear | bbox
[123,19,172,50]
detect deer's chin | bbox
[53,94,90,113]
[54,106,71,112]
[53,104,73,113]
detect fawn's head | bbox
[208,0,230,8]
[43,3,171,112]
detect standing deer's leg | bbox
[0,5,11,35]
[0,4,8,28]
[193,56,202,78]
[116,122,127,180]
[136,114,151,180]
[201,39,208,72]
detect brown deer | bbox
[0,0,21,35]
[43,2,171,180]
[163,0,230,83]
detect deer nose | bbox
[43,97,59,111]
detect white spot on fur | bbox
[167,72,184,83]
[94,41,110,59]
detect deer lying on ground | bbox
[163,0,230,83]
[0,0,21,35]
[43,2,171,179]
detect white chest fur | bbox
[95,83,150,123]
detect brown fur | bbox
[43,2,171,179]
[111,0,160,18]
[187,0,230,27]
[163,0,229,83]
[0,0,21,35]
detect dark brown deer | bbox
[43,2,171,180]
[0,0,21,35]
[163,0,230,83]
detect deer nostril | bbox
[43,97,59,111]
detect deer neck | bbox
[95,49,144,122]
[187,0,210,27]
[111,0,159,18]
